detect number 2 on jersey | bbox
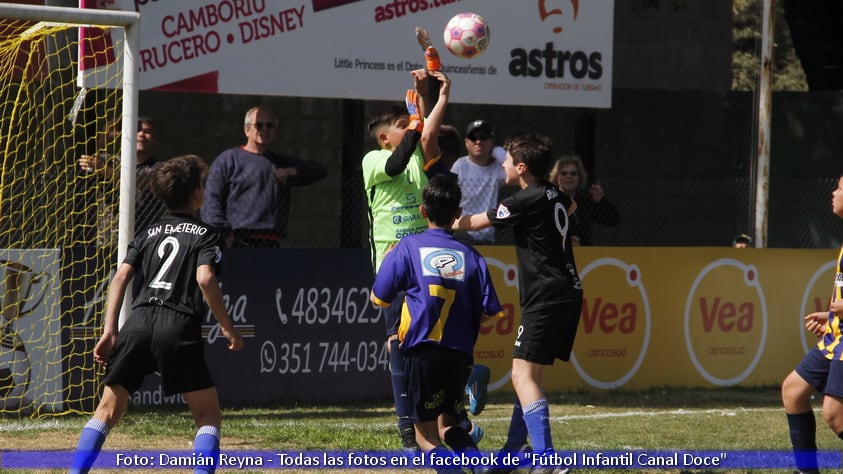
[148,236,180,290]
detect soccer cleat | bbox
[466,364,490,416]
[399,424,419,452]
[480,444,532,474]
[469,422,484,445]
[415,26,441,71]
[529,467,569,474]
[404,89,423,133]
[528,449,570,474]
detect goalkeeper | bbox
[361,65,451,450]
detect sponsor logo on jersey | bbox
[496,204,511,219]
[420,247,465,281]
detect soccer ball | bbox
[443,12,490,59]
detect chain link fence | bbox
[275,174,843,250]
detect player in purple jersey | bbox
[71,155,243,474]
[371,174,503,466]
[781,173,843,474]
[453,131,582,474]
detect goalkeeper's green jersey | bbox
[362,143,429,273]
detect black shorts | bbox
[403,344,471,423]
[795,347,832,394]
[513,299,582,365]
[103,306,213,396]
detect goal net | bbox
[0,4,138,417]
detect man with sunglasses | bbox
[202,106,326,247]
[450,120,507,245]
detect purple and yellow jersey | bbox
[818,245,843,358]
[370,228,504,359]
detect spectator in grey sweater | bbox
[202,106,326,247]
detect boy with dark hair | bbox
[371,174,503,467]
[453,131,583,474]
[71,155,243,474]
[362,68,452,450]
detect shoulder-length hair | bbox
[549,154,588,194]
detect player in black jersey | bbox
[71,155,243,474]
[453,131,582,474]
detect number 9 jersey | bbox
[125,212,223,317]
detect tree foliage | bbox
[732,0,808,91]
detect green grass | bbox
[0,387,839,473]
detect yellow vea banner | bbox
[476,246,836,393]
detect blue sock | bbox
[787,411,818,472]
[389,338,416,449]
[193,425,220,474]
[504,398,529,450]
[70,418,109,474]
[523,398,553,453]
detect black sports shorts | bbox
[103,306,213,396]
[513,299,582,365]
[403,343,471,423]
[795,347,831,394]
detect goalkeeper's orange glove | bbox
[405,89,423,133]
[424,46,441,72]
[415,27,441,72]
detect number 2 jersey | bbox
[125,212,222,317]
[487,183,583,311]
[370,228,504,359]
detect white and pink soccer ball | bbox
[443,12,490,59]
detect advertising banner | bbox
[475,246,836,392]
[133,248,392,406]
[73,245,835,406]
[79,0,614,108]
[0,249,62,411]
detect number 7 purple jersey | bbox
[371,228,504,359]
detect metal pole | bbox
[0,2,138,26]
[754,0,774,248]
[117,16,140,328]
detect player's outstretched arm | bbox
[197,265,243,351]
[420,70,450,164]
[805,311,829,337]
[452,211,491,233]
[95,263,135,365]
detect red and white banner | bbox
[79,0,614,108]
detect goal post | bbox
[0,3,139,416]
